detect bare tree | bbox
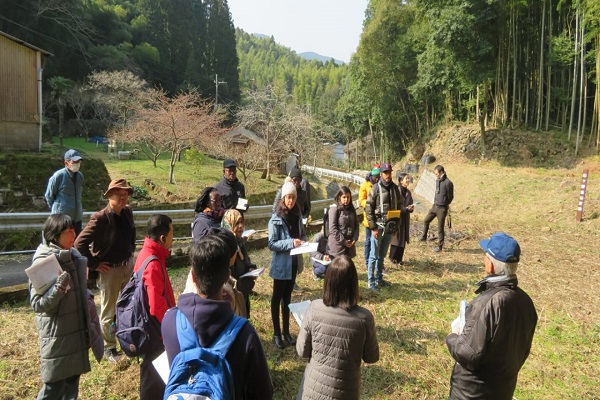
[283,104,335,169]
[87,70,150,148]
[236,86,290,180]
[125,90,226,184]
[64,83,94,137]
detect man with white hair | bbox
[446,232,538,400]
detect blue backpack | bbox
[164,310,247,400]
[115,255,171,357]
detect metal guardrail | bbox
[302,165,365,186]
[0,199,337,232]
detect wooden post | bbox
[576,169,589,222]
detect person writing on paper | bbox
[222,209,258,317]
[446,232,537,400]
[192,187,224,242]
[389,172,415,265]
[268,178,306,349]
[296,255,379,400]
[162,234,273,399]
[327,186,360,259]
[30,214,100,400]
[133,214,176,400]
[309,229,329,280]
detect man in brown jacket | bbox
[75,178,136,363]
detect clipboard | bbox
[386,210,401,219]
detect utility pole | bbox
[214,74,226,110]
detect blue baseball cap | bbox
[480,232,521,263]
[64,149,82,161]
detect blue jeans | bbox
[312,261,327,277]
[368,231,393,287]
[364,227,372,266]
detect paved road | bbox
[0,259,29,288]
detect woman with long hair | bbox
[389,172,415,265]
[327,185,360,259]
[268,178,306,349]
[296,255,379,399]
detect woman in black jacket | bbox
[389,172,415,265]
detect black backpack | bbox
[115,255,171,357]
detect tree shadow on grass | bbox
[362,363,417,398]
[377,325,448,357]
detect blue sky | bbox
[227,0,369,63]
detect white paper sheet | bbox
[289,300,311,326]
[311,257,331,266]
[152,351,170,384]
[290,242,318,256]
[25,254,62,293]
[239,267,265,279]
[242,229,256,238]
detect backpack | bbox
[115,255,170,357]
[322,205,338,239]
[163,310,247,400]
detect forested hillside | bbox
[2,0,599,163]
[236,30,347,128]
[338,0,600,159]
[0,0,240,103]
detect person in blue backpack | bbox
[162,234,273,400]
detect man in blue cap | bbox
[446,232,537,400]
[45,149,84,235]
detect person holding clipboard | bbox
[365,163,401,291]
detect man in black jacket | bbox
[446,232,537,400]
[420,164,453,252]
[215,159,247,212]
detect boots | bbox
[273,335,286,349]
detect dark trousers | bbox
[423,205,449,246]
[271,256,298,337]
[36,375,80,400]
[389,245,405,263]
[140,346,165,400]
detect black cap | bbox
[223,159,236,169]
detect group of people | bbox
[30,149,537,400]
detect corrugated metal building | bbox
[0,31,52,151]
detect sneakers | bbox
[433,246,442,252]
[368,284,380,292]
[104,348,122,363]
[377,280,392,288]
[313,274,323,281]
[293,283,305,292]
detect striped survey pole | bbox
[576,169,589,222]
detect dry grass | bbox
[1,158,599,399]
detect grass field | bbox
[1,155,599,399]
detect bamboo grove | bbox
[340,0,600,158]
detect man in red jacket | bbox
[134,214,176,400]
